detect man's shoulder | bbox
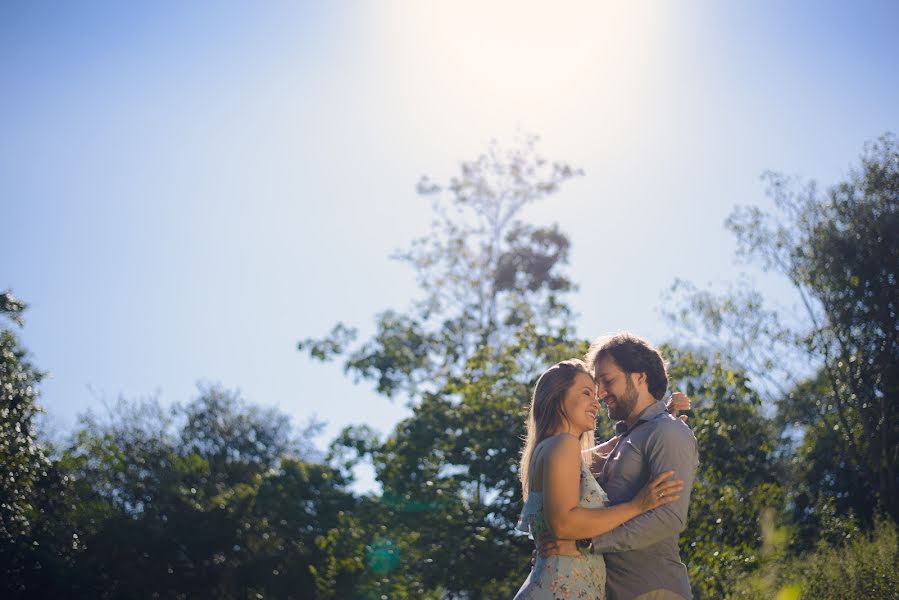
[645,412,697,444]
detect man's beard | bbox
[608,376,639,421]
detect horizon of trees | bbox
[2,133,897,599]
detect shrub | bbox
[728,516,899,599]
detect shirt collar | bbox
[614,401,666,436]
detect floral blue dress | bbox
[514,464,609,600]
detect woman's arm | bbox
[585,436,619,474]
[544,434,682,540]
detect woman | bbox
[514,359,684,600]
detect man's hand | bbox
[536,530,583,557]
[537,529,560,557]
[666,391,691,423]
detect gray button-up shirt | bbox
[592,401,699,600]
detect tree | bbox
[299,136,588,597]
[57,386,355,599]
[377,329,591,598]
[0,291,76,598]
[729,515,899,600]
[664,133,899,531]
[300,134,583,398]
[664,346,783,599]
[0,291,46,556]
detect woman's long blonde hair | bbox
[519,358,596,501]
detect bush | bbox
[728,516,899,599]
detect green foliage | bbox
[51,387,355,599]
[296,138,581,597]
[298,137,589,597]
[295,137,811,598]
[297,323,357,362]
[729,515,899,599]
[310,500,442,600]
[12,134,896,598]
[664,132,899,536]
[367,328,588,598]
[0,291,78,598]
[664,346,784,599]
[300,135,583,399]
[0,291,47,543]
[732,134,899,525]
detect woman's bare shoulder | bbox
[542,433,581,461]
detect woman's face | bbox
[560,372,600,435]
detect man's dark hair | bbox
[585,333,669,401]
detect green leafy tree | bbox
[58,386,355,599]
[664,346,783,599]
[0,291,46,563]
[375,330,590,598]
[300,137,587,597]
[664,133,899,532]
[0,291,78,598]
[306,425,431,599]
[300,135,583,398]
[729,514,898,599]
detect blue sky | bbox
[3,1,897,491]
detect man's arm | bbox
[591,420,698,553]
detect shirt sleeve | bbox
[591,419,699,553]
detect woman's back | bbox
[514,435,608,600]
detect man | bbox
[586,333,698,600]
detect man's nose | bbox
[595,388,608,401]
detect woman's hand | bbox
[632,471,684,513]
[595,436,619,457]
[585,436,619,474]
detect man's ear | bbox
[634,371,648,389]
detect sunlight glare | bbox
[378,0,669,136]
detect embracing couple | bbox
[515,333,699,600]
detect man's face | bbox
[594,356,639,422]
